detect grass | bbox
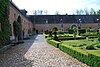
[62,40,94,46]
[62,39,100,57]
[61,44,88,55]
[87,50,100,56]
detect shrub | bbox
[86,44,95,50]
[0,0,10,46]
[53,31,58,41]
[48,31,52,37]
[47,39,60,48]
[96,44,100,48]
[78,29,86,35]
[87,28,94,33]
[59,44,89,64]
[68,29,74,34]
[59,44,100,67]
[44,30,49,34]
[58,31,64,34]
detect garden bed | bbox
[47,39,100,67]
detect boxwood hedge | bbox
[47,39,100,67]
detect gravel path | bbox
[0,34,89,67]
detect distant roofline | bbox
[28,15,100,16]
[9,1,31,22]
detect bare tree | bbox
[84,8,89,15]
[55,11,59,15]
[76,9,80,15]
[40,10,43,15]
[33,10,37,15]
[44,10,48,15]
[90,8,96,15]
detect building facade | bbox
[29,15,100,33]
[9,1,33,40]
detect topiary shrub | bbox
[86,44,95,50]
[44,30,49,34]
[48,31,52,37]
[53,31,58,41]
[13,21,21,41]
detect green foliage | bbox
[59,44,100,67]
[48,31,52,37]
[44,30,49,34]
[87,28,94,33]
[78,29,86,35]
[73,27,77,40]
[52,27,58,31]
[47,38,100,67]
[13,21,21,37]
[88,51,100,67]
[0,0,10,46]
[58,36,85,40]
[68,29,74,34]
[97,30,100,41]
[53,31,58,41]
[58,31,64,34]
[47,38,60,48]
[86,44,95,50]
[81,32,97,37]
[59,44,89,64]
[96,44,100,48]
[28,29,33,36]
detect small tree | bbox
[53,27,58,41]
[73,27,77,40]
[13,21,21,41]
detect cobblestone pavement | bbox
[0,35,89,67]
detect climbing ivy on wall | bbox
[0,0,10,46]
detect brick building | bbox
[28,15,100,33]
[9,1,33,40]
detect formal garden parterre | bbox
[44,27,100,67]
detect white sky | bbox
[12,0,100,15]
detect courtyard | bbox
[0,35,89,67]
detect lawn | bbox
[61,39,100,56]
[62,39,94,46]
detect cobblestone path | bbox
[0,35,89,67]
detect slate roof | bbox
[28,15,100,24]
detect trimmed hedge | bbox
[78,29,86,35]
[88,53,100,67]
[47,38,60,48]
[59,44,89,64]
[59,44,100,67]
[58,36,86,40]
[68,29,74,34]
[47,39,100,67]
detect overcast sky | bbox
[12,0,100,15]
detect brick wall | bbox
[9,2,33,40]
[34,23,99,33]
